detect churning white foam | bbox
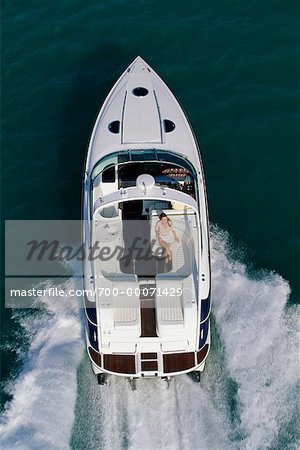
[0,277,84,450]
[1,227,298,449]
[211,225,299,449]
[71,358,232,450]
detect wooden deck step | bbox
[140,299,158,337]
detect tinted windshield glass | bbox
[91,149,197,181]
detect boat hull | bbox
[83,57,211,379]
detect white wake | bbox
[211,226,299,449]
[0,278,84,450]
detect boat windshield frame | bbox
[90,149,198,184]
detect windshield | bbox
[91,149,197,180]
[91,149,198,202]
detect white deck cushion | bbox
[155,278,184,325]
[157,295,183,322]
[113,279,140,326]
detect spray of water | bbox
[210,225,299,449]
[0,278,84,449]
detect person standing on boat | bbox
[155,213,179,264]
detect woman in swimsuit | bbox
[155,212,179,264]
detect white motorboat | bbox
[82,57,211,384]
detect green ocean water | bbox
[1,1,299,449]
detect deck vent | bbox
[163,119,176,133]
[108,120,120,134]
[132,87,149,97]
